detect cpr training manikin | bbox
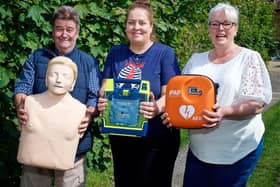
[17,56,86,170]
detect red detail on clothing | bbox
[124,61,144,79]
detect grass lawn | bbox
[86,166,114,187]
[87,101,280,186]
[247,101,280,187]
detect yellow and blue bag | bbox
[102,78,150,136]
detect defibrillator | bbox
[102,78,150,136]
[165,75,218,128]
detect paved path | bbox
[171,60,280,187]
[266,60,280,108]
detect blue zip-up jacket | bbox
[14,44,101,159]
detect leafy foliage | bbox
[0,0,278,185]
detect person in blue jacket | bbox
[98,1,180,186]
[13,5,100,187]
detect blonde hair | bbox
[47,56,78,81]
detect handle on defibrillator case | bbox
[185,74,219,100]
[102,78,150,136]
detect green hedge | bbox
[0,0,278,185]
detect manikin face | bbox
[125,8,153,46]
[46,64,75,95]
[52,19,79,55]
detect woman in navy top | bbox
[98,1,180,186]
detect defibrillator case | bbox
[165,75,218,128]
[102,78,150,136]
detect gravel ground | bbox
[171,60,280,187]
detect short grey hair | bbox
[52,6,80,31]
[208,3,239,25]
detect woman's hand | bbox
[202,104,224,128]
[160,112,173,128]
[140,92,159,119]
[97,97,108,115]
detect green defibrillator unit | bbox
[102,78,150,137]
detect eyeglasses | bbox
[209,21,236,30]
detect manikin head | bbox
[45,56,78,95]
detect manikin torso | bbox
[17,59,86,170]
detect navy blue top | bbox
[103,42,181,136]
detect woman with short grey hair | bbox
[162,2,272,187]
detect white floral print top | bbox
[182,48,272,164]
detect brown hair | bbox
[52,6,80,31]
[126,0,157,41]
